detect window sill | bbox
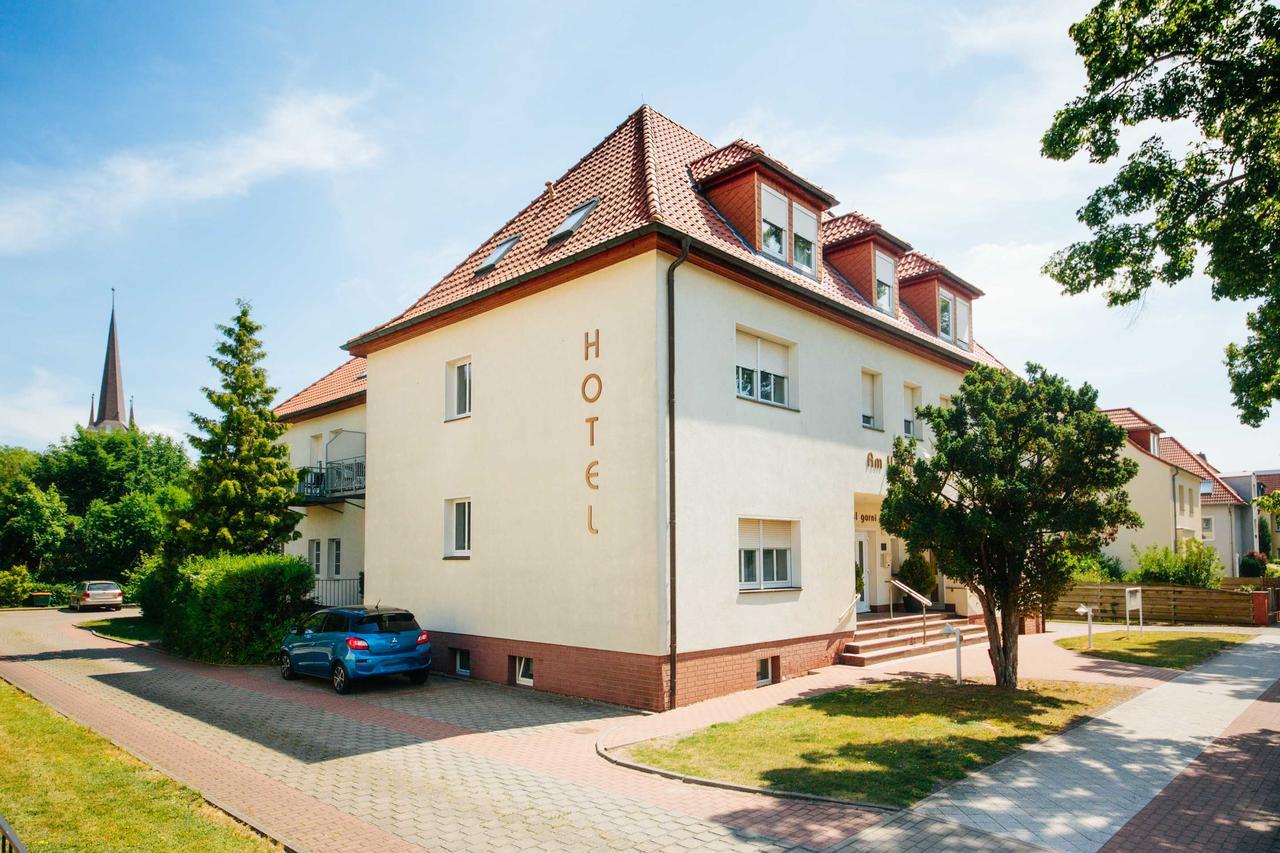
[443,555,471,561]
[738,586,802,595]
[444,413,472,423]
[736,394,799,413]
[862,424,885,433]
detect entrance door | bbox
[854,532,871,613]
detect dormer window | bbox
[792,205,817,272]
[956,298,971,350]
[875,251,895,313]
[549,199,598,243]
[939,290,955,340]
[476,235,520,274]
[760,185,788,259]
[1150,433,1160,455]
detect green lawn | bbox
[627,677,1132,807]
[1055,630,1254,670]
[77,616,162,645]
[0,680,274,852]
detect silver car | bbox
[70,580,124,612]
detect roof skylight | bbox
[548,198,599,243]
[476,234,520,275]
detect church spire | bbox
[90,290,128,432]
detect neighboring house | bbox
[1157,439,1251,575]
[1258,470,1280,559]
[284,106,1011,711]
[273,357,368,605]
[1099,408,1203,569]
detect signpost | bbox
[1125,587,1144,637]
[941,622,963,684]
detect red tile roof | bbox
[1102,407,1164,433]
[688,138,839,206]
[820,210,881,246]
[347,106,1001,369]
[897,250,986,297]
[274,357,367,420]
[1158,436,1246,505]
[1256,471,1280,495]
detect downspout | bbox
[1171,470,1178,550]
[666,235,691,711]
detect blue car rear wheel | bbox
[332,661,351,695]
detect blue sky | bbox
[1,0,1276,472]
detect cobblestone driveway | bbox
[0,609,883,852]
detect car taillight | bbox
[82,592,91,599]
[346,637,369,650]
[416,630,429,646]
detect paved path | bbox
[0,609,884,852]
[911,630,1280,852]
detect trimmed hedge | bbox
[162,553,313,664]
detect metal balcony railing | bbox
[1,814,27,853]
[294,456,365,502]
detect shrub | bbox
[121,553,170,616]
[1127,540,1222,588]
[1239,551,1268,578]
[897,553,936,597]
[0,565,34,606]
[1063,551,1126,583]
[162,553,314,664]
[1260,518,1273,557]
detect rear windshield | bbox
[353,612,420,634]
[87,582,120,591]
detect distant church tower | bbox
[88,291,130,433]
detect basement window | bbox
[476,235,520,274]
[756,657,772,688]
[549,199,599,242]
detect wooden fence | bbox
[1051,583,1261,626]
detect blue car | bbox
[280,607,432,694]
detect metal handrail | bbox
[886,578,932,644]
[0,814,28,853]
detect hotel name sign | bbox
[583,329,602,534]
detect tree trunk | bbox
[977,588,1021,689]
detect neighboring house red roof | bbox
[274,357,367,420]
[346,105,1002,369]
[1257,471,1280,494]
[1102,407,1164,433]
[1158,436,1246,505]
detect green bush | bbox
[37,580,78,607]
[121,553,169,616]
[1063,551,1126,583]
[162,553,314,664]
[1127,540,1222,588]
[1239,550,1268,578]
[1260,518,1273,557]
[0,565,34,606]
[896,553,936,598]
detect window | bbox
[301,613,326,633]
[328,538,342,576]
[354,611,419,633]
[1151,433,1161,455]
[446,498,471,557]
[447,358,472,419]
[515,656,534,686]
[735,329,790,406]
[861,370,883,429]
[1178,486,1186,515]
[875,251,896,313]
[1202,516,1215,541]
[903,384,922,438]
[549,199,598,242]
[738,518,796,590]
[1200,479,1213,496]
[309,539,321,575]
[454,648,471,677]
[760,185,789,259]
[756,657,773,688]
[792,205,817,272]
[320,613,348,634]
[955,298,971,350]
[476,235,520,274]
[939,290,955,341]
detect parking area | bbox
[0,608,884,852]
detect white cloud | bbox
[0,92,380,254]
[0,369,89,448]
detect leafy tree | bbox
[177,300,300,556]
[1042,0,1280,424]
[2,484,72,573]
[881,364,1140,688]
[1260,513,1273,555]
[0,446,39,496]
[36,427,188,516]
[74,491,170,579]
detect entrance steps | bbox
[839,611,987,666]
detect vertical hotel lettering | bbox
[583,329,601,533]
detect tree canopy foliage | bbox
[880,364,1140,688]
[1043,0,1280,425]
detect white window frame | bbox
[903,383,922,438]
[515,656,534,686]
[791,203,818,273]
[445,498,472,558]
[955,297,971,350]
[309,539,321,575]
[861,369,883,430]
[1150,433,1160,455]
[454,648,471,677]
[738,518,798,591]
[755,657,773,688]
[446,358,472,420]
[760,184,789,261]
[874,250,896,314]
[939,289,955,342]
[735,329,790,407]
[1202,516,1215,541]
[328,538,341,576]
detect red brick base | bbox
[427,628,854,712]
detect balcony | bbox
[295,456,365,503]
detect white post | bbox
[954,629,963,684]
[1087,609,1094,650]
